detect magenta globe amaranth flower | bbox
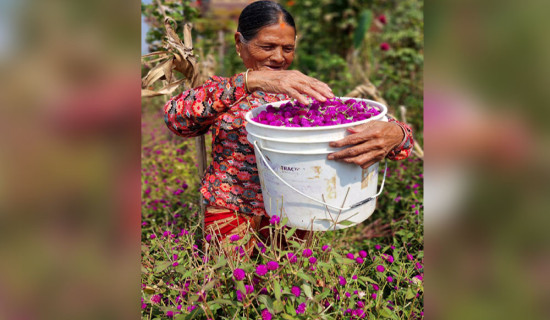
[376,265,385,272]
[374,244,381,250]
[291,286,301,297]
[261,308,272,320]
[256,264,268,276]
[346,253,355,260]
[233,268,246,281]
[287,252,297,263]
[267,261,279,270]
[377,14,387,24]
[302,249,313,257]
[150,294,161,304]
[356,257,364,264]
[380,42,390,51]
[296,302,306,314]
[322,245,331,252]
[387,276,394,282]
[149,234,156,239]
[339,276,347,286]
[229,234,240,242]
[166,310,175,318]
[359,250,367,258]
[309,256,317,264]
[269,215,280,225]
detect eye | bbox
[260,45,274,51]
[283,46,295,53]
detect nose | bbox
[271,47,284,64]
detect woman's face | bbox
[235,21,296,71]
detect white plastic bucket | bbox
[245,98,388,231]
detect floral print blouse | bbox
[164,72,414,217]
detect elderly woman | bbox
[164,1,413,249]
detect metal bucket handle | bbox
[253,140,387,211]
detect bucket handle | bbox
[253,140,387,211]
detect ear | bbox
[234,32,243,56]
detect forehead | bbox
[252,23,296,45]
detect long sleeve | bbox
[163,73,248,138]
[387,117,414,160]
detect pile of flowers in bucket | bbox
[251,98,382,127]
[141,213,424,319]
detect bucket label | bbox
[361,166,375,189]
[280,165,302,173]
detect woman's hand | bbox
[247,70,334,104]
[327,121,404,169]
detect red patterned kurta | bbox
[164,72,413,217]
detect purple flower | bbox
[377,14,387,24]
[287,252,297,263]
[309,257,317,264]
[374,244,381,250]
[260,287,268,295]
[372,283,380,291]
[346,253,355,260]
[339,276,347,286]
[267,261,279,270]
[150,294,161,304]
[291,286,301,297]
[356,257,364,264]
[376,265,385,272]
[352,275,358,280]
[187,305,197,312]
[269,215,280,225]
[233,268,246,281]
[245,284,254,294]
[256,264,268,276]
[150,234,156,239]
[407,254,414,261]
[166,311,175,318]
[380,42,390,51]
[357,300,365,308]
[359,250,367,258]
[371,293,377,299]
[172,262,179,267]
[205,234,212,242]
[416,262,423,270]
[296,302,306,314]
[322,245,331,252]
[261,308,272,320]
[236,290,243,302]
[387,276,394,282]
[345,292,351,298]
[302,249,313,257]
[229,234,240,242]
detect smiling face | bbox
[235,20,296,71]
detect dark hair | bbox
[237,1,296,42]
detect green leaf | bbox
[274,281,282,301]
[236,281,246,295]
[202,279,217,292]
[297,271,314,283]
[405,288,416,300]
[353,9,372,49]
[285,227,297,239]
[313,289,331,303]
[379,307,395,319]
[258,295,274,313]
[273,300,284,314]
[336,220,355,226]
[154,261,172,273]
[301,283,313,299]
[212,257,227,270]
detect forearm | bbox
[164,73,247,137]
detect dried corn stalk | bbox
[141,17,214,97]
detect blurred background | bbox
[0,0,549,319]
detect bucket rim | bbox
[244,98,387,131]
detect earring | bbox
[238,52,241,57]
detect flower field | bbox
[141,101,424,319]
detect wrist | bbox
[391,121,408,150]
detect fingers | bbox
[330,149,386,169]
[329,122,377,148]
